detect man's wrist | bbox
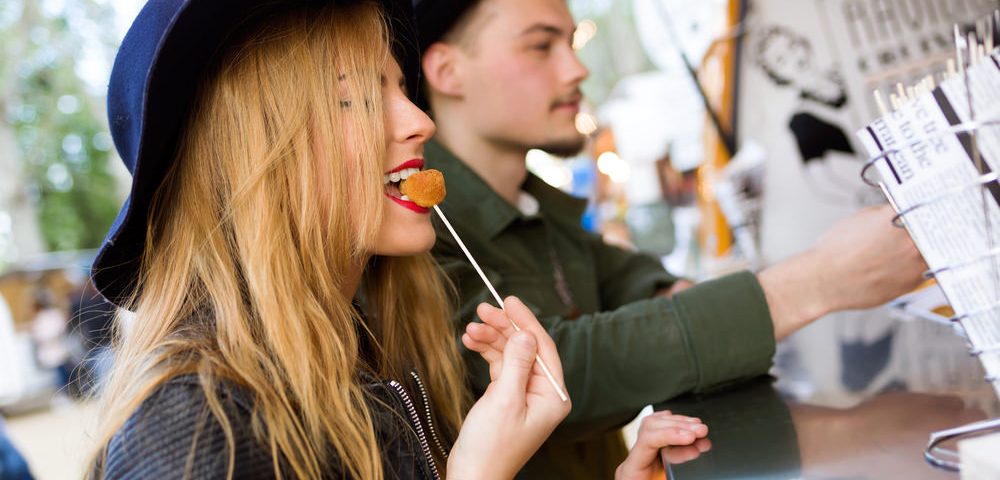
[757,250,831,340]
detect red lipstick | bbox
[387,158,424,174]
[387,195,430,213]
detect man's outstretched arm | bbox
[758,205,926,341]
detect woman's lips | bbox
[383,158,429,213]
[386,158,424,174]
[386,193,430,213]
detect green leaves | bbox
[1,0,122,254]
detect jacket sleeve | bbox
[101,379,277,479]
[435,236,777,442]
[586,231,679,306]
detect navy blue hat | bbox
[94,0,421,306]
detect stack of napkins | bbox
[960,431,1000,480]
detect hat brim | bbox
[94,0,422,306]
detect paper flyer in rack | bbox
[857,50,1000,399]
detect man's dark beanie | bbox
[414,0,480,53]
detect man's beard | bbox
[536,134,586,158]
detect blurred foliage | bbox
[1,0,122,252]
[570,0,655,106]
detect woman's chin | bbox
[373,230,436,257]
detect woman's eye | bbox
[533,43,552,51]
[340,99,376,111]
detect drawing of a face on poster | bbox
[740,0,1000,406]
[756,25,848,109]
[751,23,862,207]
[755,25,857,171]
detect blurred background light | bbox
[597,151,630,183]
[573,19,598,50]
[527,149,574,189]
[575,112,599,136]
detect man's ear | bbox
[422,42,463,97]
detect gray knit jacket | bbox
[98,374,443,479]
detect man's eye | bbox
[532,43,552,51]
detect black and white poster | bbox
[741,0,997,259]
[738,0,999,403]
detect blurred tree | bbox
[0,1,43,268]
[0,0,122,257]
[570,0,655,106]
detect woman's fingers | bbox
[475,303,514,335]
[494,331,538,400]
[473,298,568,402]
[463,327,504,381]
[465,321,507,351]
[462,332,497,356]
[465,321,500,339]
[501,297,564,379]
[476,297,547,339]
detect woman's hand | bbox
[615,411,710,480]
[447,296,571,480]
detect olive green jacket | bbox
[427,140,776,479]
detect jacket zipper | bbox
[388,379,442,480]
[409,371,449,459]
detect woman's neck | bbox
[342,257,367,299]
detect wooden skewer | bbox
[874,90,889,116]
[980,15,993,56]
[955,25,966,72]
[433,204,569,402]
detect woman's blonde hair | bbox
[90,2,467,478]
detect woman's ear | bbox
[422,42,463,98]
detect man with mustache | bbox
[416,0,927,477]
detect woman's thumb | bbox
[498,331,537,398]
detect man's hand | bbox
[759,205,927,340]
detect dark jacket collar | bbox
[426,139,587,239]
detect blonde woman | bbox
[88,0,705,478]
[87,0,570,478]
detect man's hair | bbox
[439,0,491,51]
[417,0,491,53]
